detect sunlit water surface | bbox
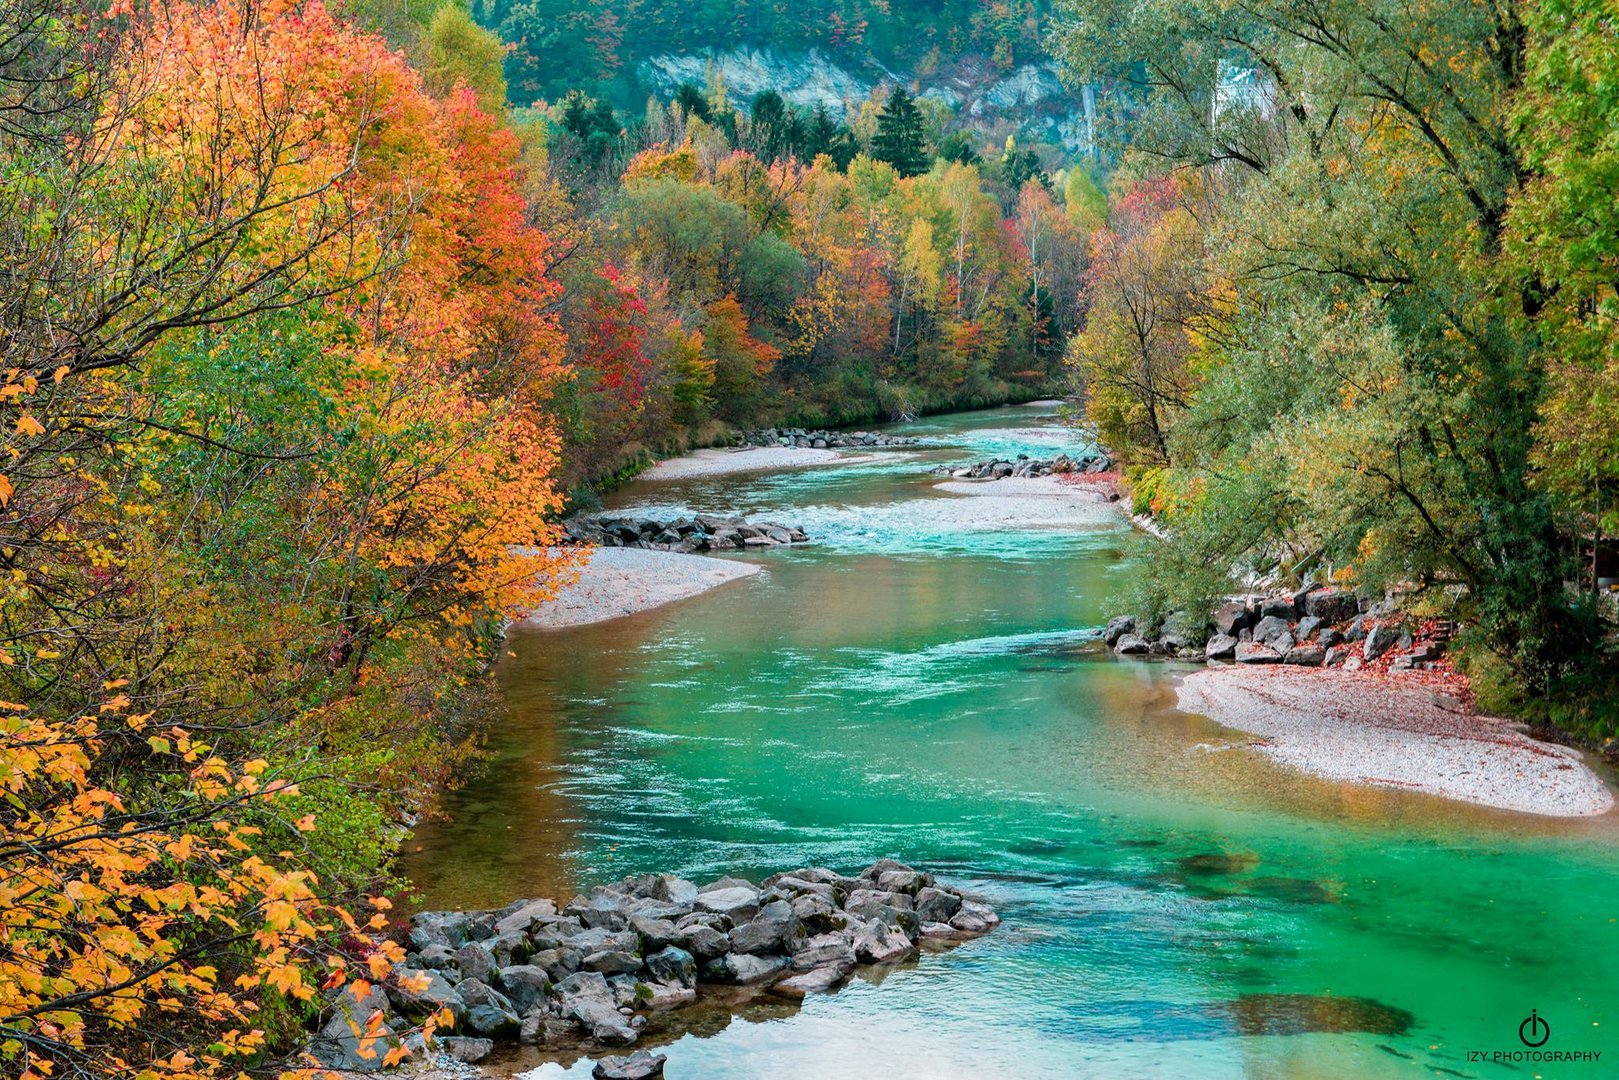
[403,405,1619,1078]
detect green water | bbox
[403,405,1619,1079]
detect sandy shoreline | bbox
[1176,665,1614,817]
[518,547,762,629]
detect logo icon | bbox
[1519,1009,1550,1048]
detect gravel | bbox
[640,446,878,480]
[1177,666,1615,817]
[516,547,762,629]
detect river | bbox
[402,404,1619,1078]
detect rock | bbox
[1305,590,1360,623]
[790,892,848,933]
[638,981,698,1010]
[851,921,915,964]
[913,886,962,924]
[1317,628,1343,650]
[388,970,466,1026]
[1260,597,1297,620]
[949,901,1000,935]
[644,945,696,987]
[1235,641,1282,664]
[673,922,729,959]
[496,965,552,1013]
[1211,601,1254,635]
[413,943,457,972]
[648,875,699,908]
[527,946,583,984]
[629,915,679,951]
[728,899,799,954]
[1294,615,1322,641]
[584,950,643,975]
[694,885,761,922]
[452,942,497,984]
[409,911,470,952]
[1251,615,1290,644]
[920,921,959,939]
[593,1050,668,1079]
[1103,615,1136,645]
[1363,625,1400,661]
[439,1036,494,1063]
[555,972,639,1044]
[772,961,855,998]
[1283,644,1325,666]
[1114,633,1150,655]
[790,932,856,971]
[1204,633,1238,660]
[495,899,558,937]
[1271,631,1296,655]
[465,1002,522,1038]
[702,951,789,985]
[874,868,931,895]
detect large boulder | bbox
[1204,633,1238,661]
[728,900,799,954]
[1304,590,1360,624]
[693,884,761,922]
[1251,615,1290,645]
[1211,601,1255,636]
[790,932,856,971]
[494,898,558,937]
[772,962,855,999]
[1103,615,1136,645]
[1114,633,1150,655]
[452,942,497,984]
[388,970,466,1027]
[851,921,915,964]
[1283,644,1326,666]
[496,965,552,1013]
[1363,625,1400,661]
[593,1051,667,1079]
[409,911,470,952]
[702,951,790,985]
[913,887,961,925]
[554,972,638,1045]
[645,945,696,988]
[949,901,1001,935]
[1293,615,1322,641]
[1260,596,1297,620]
[1234,642,1282,664]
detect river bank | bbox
[1176,665,1614,817]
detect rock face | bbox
[933,451,1112,480]
[564,513,809,554]
[309,861,999,1069]
[738,427,916,449]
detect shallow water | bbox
[403,405,1619,1078]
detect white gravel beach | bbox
[518,547,762,629]
[640,446,878,480]
[1177,665,1614,817]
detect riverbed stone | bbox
[388,970,466,1026]
[1260,597,1297,620]
[410,911,470,951]
[1104,615,1136,645]
[914,886,962,924]
[672,922,729,959]
[497,966,552,1013]
[790,892,848,933]
[694,885,761,922]
[629,915,679,951]
[852,921,916,964]
[1205,633,1238,660]
[1114,632,1149,655]
[950,901,1001,935]
[791,932,856,971]
[439,1036,494,1063]
[645,945,696,987]
[593,1050,667,1079]
[702,951,790,985]
[1294,615,1323,641]
[494,898,558,937]
[773,961,856,998]
[554,972,639,1044]
[1284,644,1326,666]
[584,950,643,975]
[728,900,799,954]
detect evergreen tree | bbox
[873,86,929,177]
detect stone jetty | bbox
[564,513,810,553]
[310,860,999,1071]
[737,427,918,449]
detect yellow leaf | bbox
[15,414,43,437]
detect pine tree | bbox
[873,86,929,177]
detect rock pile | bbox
[309,861,998,1071]
[933,451,1112,479]
[737,428,917,449]
[564,514,809,553]
[1104,586,1451,671]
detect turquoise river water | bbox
[403,405,1619,1079]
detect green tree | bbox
[872,85,930,177]
[424,3,508,112]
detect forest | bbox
[0,0,1614,1074]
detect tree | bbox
[872,86,929,177]
[423,3,508,113]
